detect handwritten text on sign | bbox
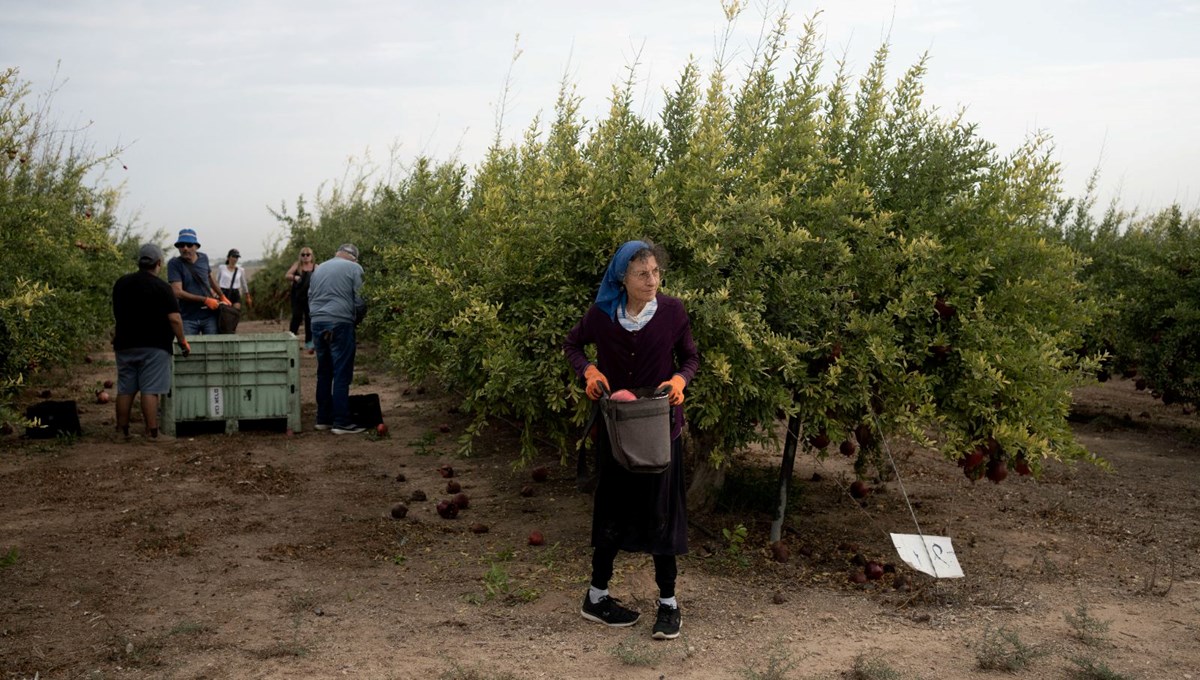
[890,533,964,578]
[209,387,224,419]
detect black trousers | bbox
[590,545,677,599]
[289,293,311,342]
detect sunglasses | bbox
[301,253,312,257]
[176,243,198,249]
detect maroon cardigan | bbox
[564,293,699,438]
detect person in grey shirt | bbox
[307,243,367,434]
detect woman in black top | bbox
[284,247,316,350]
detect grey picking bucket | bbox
[600,386,671,473]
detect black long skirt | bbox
[591,427,688,555]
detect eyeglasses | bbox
[627,267,662,283]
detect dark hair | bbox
[629,239,668,271]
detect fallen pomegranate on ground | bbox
[769,541,789,563]
[528,530,545,546]
[390,503,408,519]
[446,480,461,493]
[436,500,458,519]
[849,480,870,499]
[530,466,549,482]
[452,492,469,509]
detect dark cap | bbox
[227,248,241,258]
[138,243,164,267]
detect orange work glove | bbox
[657,374,687,406]
[583,365,610,401]
[203,297,220,310]
[220,295,232,306]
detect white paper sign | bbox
[890,533,964,578]
[209,387,224,418]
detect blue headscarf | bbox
[595,240,648,320]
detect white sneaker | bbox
[314,423,333,431]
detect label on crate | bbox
[209,387,224,418]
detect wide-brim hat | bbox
[174,228,200,247]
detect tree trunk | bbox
[684,429,726,512]
[770,415,803,543]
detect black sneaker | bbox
[580,593,640,627]
[652,603,681,640]
[332,424,367,435]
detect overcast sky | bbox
[5,1,1199,260]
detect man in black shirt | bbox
[111,244,190,439]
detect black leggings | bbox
[289,294,311,343]
[590,545,677,599]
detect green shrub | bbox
[0,67,136,419]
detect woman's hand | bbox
[657,374,687,406]
[584,365,609,401]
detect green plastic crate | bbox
[162,332,301,436]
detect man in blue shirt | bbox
[308,243,367,434]
[166,228,224,335]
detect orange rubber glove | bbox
[657,374,687,406]
[219,295,232,306]
[583,365,609,401]
[203,297,220,310]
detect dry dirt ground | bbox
[2,320,1198,679]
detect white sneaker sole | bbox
[652,626,681,640]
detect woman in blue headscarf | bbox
[563,239,699,641]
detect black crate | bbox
[349,393,382,428]
[25,400,82,439]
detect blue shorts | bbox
[116,348,173,395]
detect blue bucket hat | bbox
[174,228,200,248]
